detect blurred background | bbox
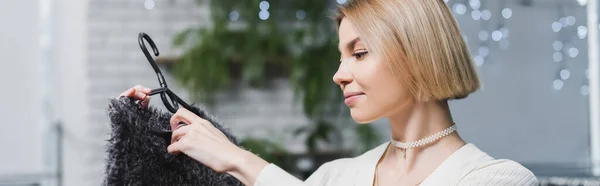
[1,0,600,185]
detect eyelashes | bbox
[352,50,369,60]
[339,50,369,63]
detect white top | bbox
[254,142,538,186]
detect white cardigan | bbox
[254,142,538,186]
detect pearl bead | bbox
[391,124,457,151]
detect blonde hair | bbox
[333,0,480,101]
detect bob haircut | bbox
[333,0,480,101]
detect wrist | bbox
[227,148,270,186]
[228,148,250,173]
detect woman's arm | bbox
[229,149,333,186]
[226,149,271,186]
[166,108,323,186]
[117,85,321,185]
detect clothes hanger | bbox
[138,32,193,142]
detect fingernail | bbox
[143,87,152,92]
[136,91,146,98]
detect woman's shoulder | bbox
[331,141,391,166]
[318,141,390,168]
[458,158,538,185]
[304,142,390,185]
[454,144,539,185]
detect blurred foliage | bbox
[354,124,383,153]
[239,138,288,166]
[170,0,381,156]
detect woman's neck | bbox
[382,99,466,174]
[387,99,456,142]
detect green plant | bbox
[239,137,288,166]
[171,0,381,155]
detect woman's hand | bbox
[118,85,152,108]
[167,108,270,186]
[167,108,242,172]
[119,85,271,185]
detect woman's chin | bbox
[350,109,379,124]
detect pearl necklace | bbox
[389,124,457,158]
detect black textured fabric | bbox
[103,97,244,186]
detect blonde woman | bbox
[119,0,538,185]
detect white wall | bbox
[0,0,90,185]
[0,0,45,182]
[54,0,90,185]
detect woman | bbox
[119,0,538,185]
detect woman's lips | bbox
[344,92,365,106]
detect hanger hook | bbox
[138,32,167,88]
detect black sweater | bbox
[103,97,243,186]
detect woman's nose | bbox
[333,62,352,87]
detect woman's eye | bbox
[353,51,368,60]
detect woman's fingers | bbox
[119,85,152,101]
[167,139,185,155]
[119,87,135,98]
[171,125,191,143]
[168,126,194,155]
[139,94,151,109]
[169,112,189,131]
[169,108,210,130]
[130,85,152,100]
[134,85,152,94]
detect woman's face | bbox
[333,18,412,124]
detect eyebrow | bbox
[338,37,361,52]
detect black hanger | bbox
[138,32,192,142]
